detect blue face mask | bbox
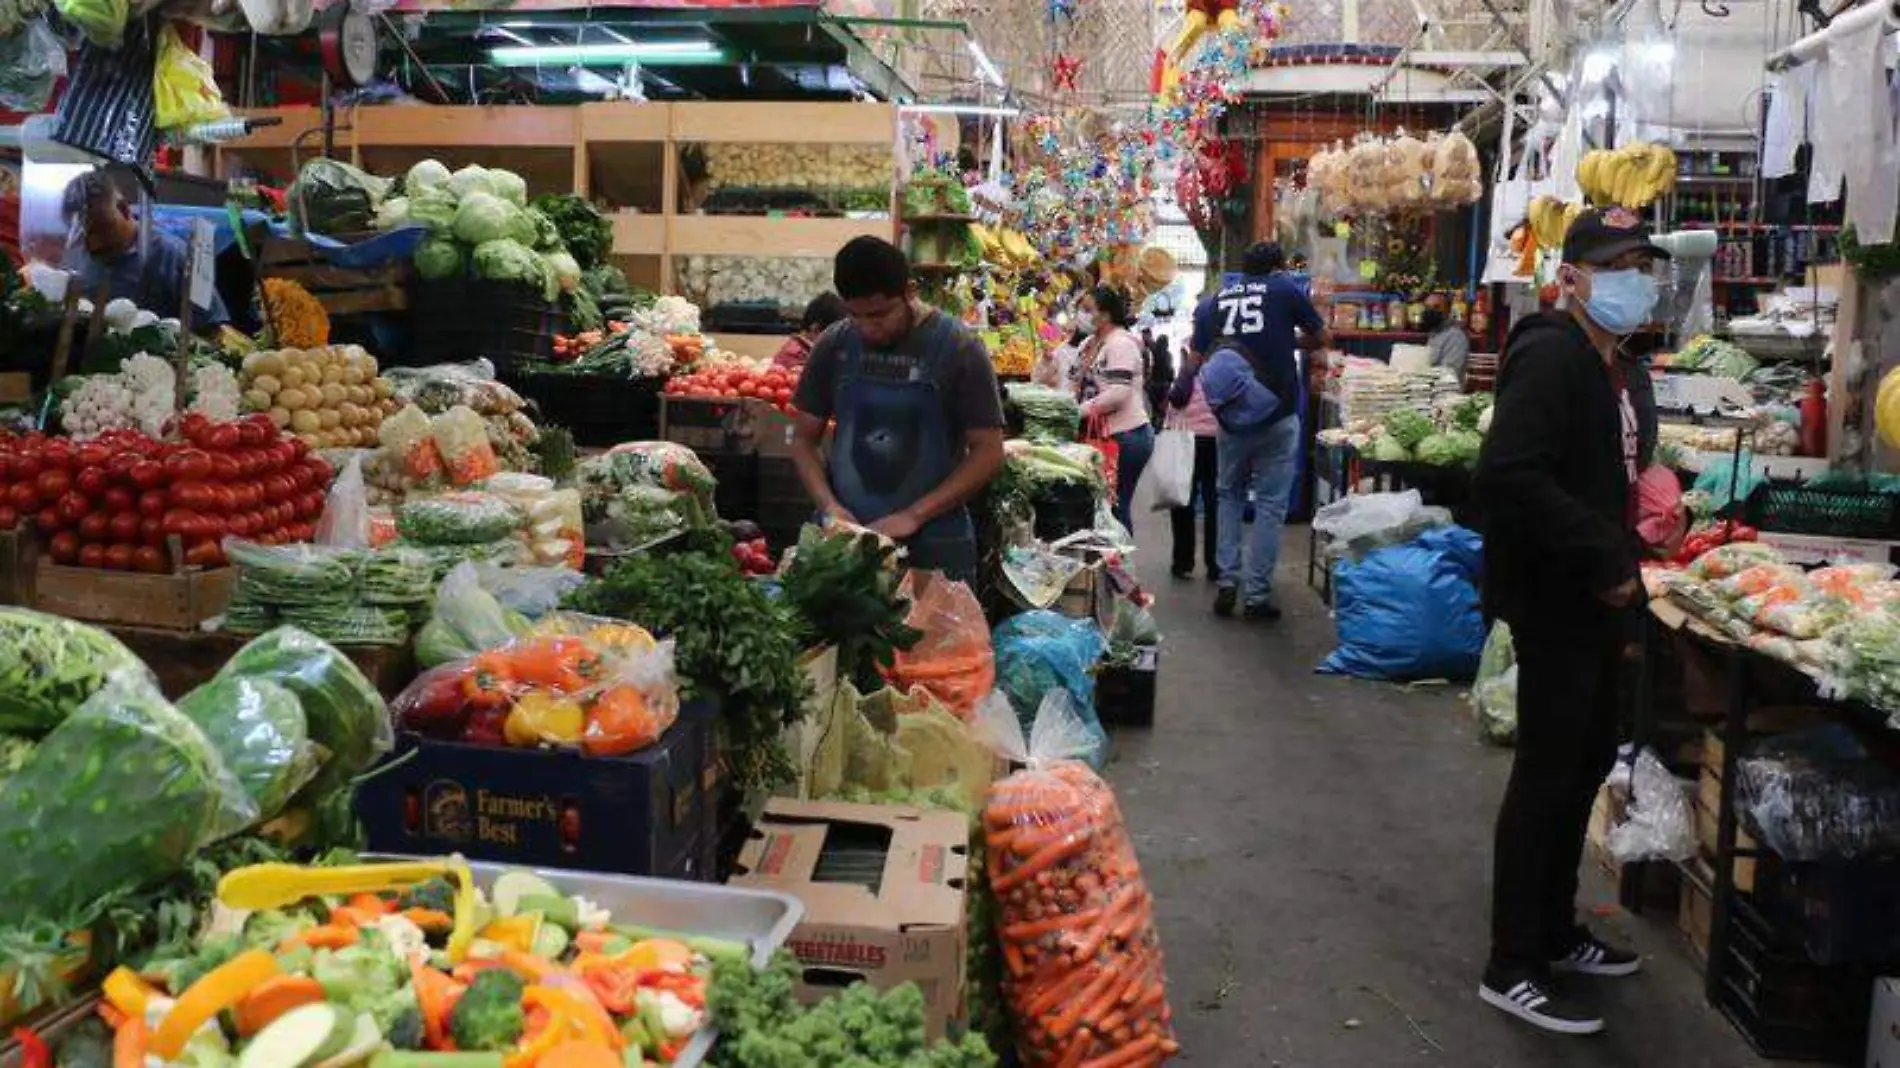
[1580,268,1659,336]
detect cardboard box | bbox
[355,701,718,879]
[730,799,969,1038]
[1866,977,1900,1067]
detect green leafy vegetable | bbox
[1381,409,1434,450]
[452,192,525,247]
[414,236,465,280]
[216,627,389,797]
[0,608,150,735]
[779,525,921,692]
[471,239,556,302]
[175,675,318,820]
[528,194,613,270]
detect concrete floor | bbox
[1104,521,1775,1068]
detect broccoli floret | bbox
[312,931,416,1033]
[386,1006,425,1050]
[396,877,456,914]
[450,968,526,1051]
[241,908,319,953]
[155,933,245,994]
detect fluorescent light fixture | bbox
[905,103,1021,117]
[967,40,1003,87]
[489,40,724,66]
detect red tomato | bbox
[128,461,165,489]
[47,531,78,564]
[41,441,71,472]
[106,451,140,484]
[36,469,70,500]
[228,512,254,538]
[77,543,104,569]
[165,449,212,483]
[139,516,165,547]
[160,508,199,539]
[185,540,224,568]
[56,491,90,525]
[209,453,240,482]
[171,482,211,511]
[101,487,134,514]
[74,467,108,497]
[0,505,17,531]
[133,545,167,574]
[75,443,110,470]
[0,452,14,480]
[12,453,40,482]
[775,388,793,404]
[34,507,59,534]
[8,483,34,511]
[287,436,310,460]
[236,483,262,510]
[102,544,133,571]
[78,512,109,541]
[108,512,139,543]
[137,490,168,517]
[207,424,241,452]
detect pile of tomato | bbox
[0,413,333,572]
[661,365,799,414]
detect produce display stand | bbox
[0,528,237,631]
[104,624,416,701]
[1633,598,1896,1062]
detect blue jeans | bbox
[1216,416,1301,605]
[1111,424,1155,530]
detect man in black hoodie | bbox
[1474,208,1669,1035]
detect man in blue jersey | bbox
[1186,242,1330,619]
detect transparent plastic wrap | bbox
[216,626,390,796]
[0,608,151,735]
[175,674,320,820]
[377,404,444,482]
[314,452,370,548]
[396,491,524,545]
[0,672,256,925]
[473,562,588,619]
[358,545,437,607]
[384,360,524,416]
[225,538,361,608]
[1606,749,1695,863]
[1825,612,1900,718]
[413,561,531,668]
[1686,540,1783,580]
[0,18,66,111]
[153,20,228,129]
[1712,562,1805,602]
[1737,726,1900,859]
[993,610,1109,770]
[429,405,500,485]
[582,442,718,514]
[279,602,409,647]
[392,624,677,757]
[885,573,996,721]
[1471,621,1517,746]
[979,691,1177,1067]
[1311,489,1449,561]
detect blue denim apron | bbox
[827,314,978,581]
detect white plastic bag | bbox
[1145,426,1194,511]
[314,453,370,549]
[1607,748,1696,863]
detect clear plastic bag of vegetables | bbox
[0,672,257,926]
[992,610,1109,769]
[979,690,1177,1067]
[314,452,371,549]
[413,561,532,668]
[225,538,362,608]
[216,626,389,797]
[358,545,437,606]
[1686,541,1783,580]
[393,622,678,756]
[175,674,320,820]
[0,608,151,735]
[396,491,524,545]
[884,572,996,721]
[429,405,500,486]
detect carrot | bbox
[113,1016,145,1068]
[347,893,394,915]
[331,906,383,929]
[1079,1032,1161,1068]
[1003,907,1102,943]
[233,975,326,1036]
[1055,1034,1092,1068]
[573,931,619,954]
[501,949,556,981]
[994,831,1094,893]
[1050,967,1119,1039]
[537,1042,620,1068]
[1002,942,1026,978]
[411,964,465,1049]
[401,908,454,932]
[1023,964,1097,1019]
[281,924,358,951]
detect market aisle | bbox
[1105,520,1768,1067]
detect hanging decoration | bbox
[1052,54,1082,92]
[1047,0,1078,20]
[1306,129,1484,217]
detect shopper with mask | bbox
[1474,208,1668,1035]
[1075,284,1152,529]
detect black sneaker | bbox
[1479,971,1604,1035]
[1243,600,1282,621]
[1551,932,1642,977]
[1214,586,1238,617]
[1170,565,1194,580]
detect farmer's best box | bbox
[729,799,969,1038]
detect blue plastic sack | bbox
[992,610,1109,768]
[1320,525,1485,681]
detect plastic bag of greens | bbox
[176,675,319,820]
[397,492,523,545]
[216,627,388,796]
[0,608,151,736]
[473,563,587,619]
[226,539,361,608]
[287,158,392,237]
[53,0,126,47]
[415,562,530,668]
[0,18,66,112]
[1471,621,1516,746]
[359,546,437,607]
[0,673,256,926]
[991,610,1108,768]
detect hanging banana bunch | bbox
[1527,195,1586,250]
[1577,143,1679,209]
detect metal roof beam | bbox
[1406,48,1528,65]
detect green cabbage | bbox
[1371,435,1412,463]
[415,236,465,280]
[405,159,452,194]
[546,251,581,292]
[453,191,524,246]
[373,196,410,231]
[489,169,528,207]
[409,190,458,232]
[472,239,556,301]
[1381,409,1435,450]
[445,164,496,201]
[1416,429,1483,466]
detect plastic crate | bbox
[1097,646,1158,728]
[1715,894,1876,1063]
[1743,482,1900,539]
[1760,854,1900,967]
[407,278,565,370]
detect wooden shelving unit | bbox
[199,101,899,308]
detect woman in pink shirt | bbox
[1166,350,1222,579]
[1076,285,1152,529]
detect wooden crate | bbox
[1696,763,1759,893]
[257,236,412,315]
[0,373,31,405]
[106,624,416,701]
[32,558,236,631]
[1680,858,1714,966]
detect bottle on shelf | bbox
[1799,379,1828,457]
[1469,291,1490,335]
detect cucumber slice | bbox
[490,871,561,917]
[515,894,580,932]
[238,1003,352,1068]
[529,921,570,961]
[311,1014,383,1068]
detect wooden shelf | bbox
[670,214,892,259]
[352,106,578,148]
[670,101,894,144]
[902,214,978,225]
[610,211,666,256]
[579,102,671,143]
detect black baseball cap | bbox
[1562,206,1671,266]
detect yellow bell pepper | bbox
[480,915,542,955]
[151,950,281,1059]
[504,694,587,747]
[101,966,158,1018]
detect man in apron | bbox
[789,237,1006,584]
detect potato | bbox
[321,364,345,386]
[243,389,273,411]
[290,409,320,433]
[318,408,340,431]
[267,406,291,428]
[250,374,281,396]
[253,351,286,378]
[278,365,306,390]
[352,385,374,407]
[337,402,360,427]
[320,383,346,407]
[372,378,394,400]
